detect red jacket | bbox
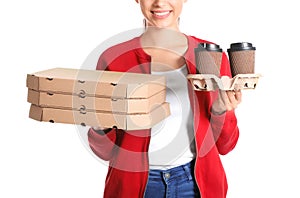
[88,35,239,198]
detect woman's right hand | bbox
[92,126,107,131]
[91,127,113,135]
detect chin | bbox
[153,23,176,29]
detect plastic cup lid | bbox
[228,42,256,52]
[195,43,222,52]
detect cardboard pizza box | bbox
[27,89,166,114]
[29,102,170,130]
[26,68,166,99]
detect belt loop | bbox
[183,164,193,181]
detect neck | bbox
[141,27,186,48]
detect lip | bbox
[151,10,172,19]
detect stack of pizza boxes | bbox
[26,68,170,130]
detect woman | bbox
[88,0,241,197]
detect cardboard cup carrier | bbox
[188,42,261,91]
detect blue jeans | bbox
[144,160,201,198]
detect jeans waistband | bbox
[145,160,200,197]
[148,160,195,181]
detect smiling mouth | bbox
[151,10,172,18]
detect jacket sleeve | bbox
[210,111,239,155]
[88,128,117,161]
[87,49,117,161]
[87,38,149,161]
[211,52,240,155]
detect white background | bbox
[1,0,299,197]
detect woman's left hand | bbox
[211,90,242,115]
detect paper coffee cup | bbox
[227,42,256,76]
[194,43,223,76]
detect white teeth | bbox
[154,11,170,16]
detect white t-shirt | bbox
[150,65,196,170]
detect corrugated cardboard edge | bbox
[29,104,43,121]
[27,89,40,105]
[26,74,39,90]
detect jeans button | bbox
[164,173,170,179]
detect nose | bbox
[153,0,167,7]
